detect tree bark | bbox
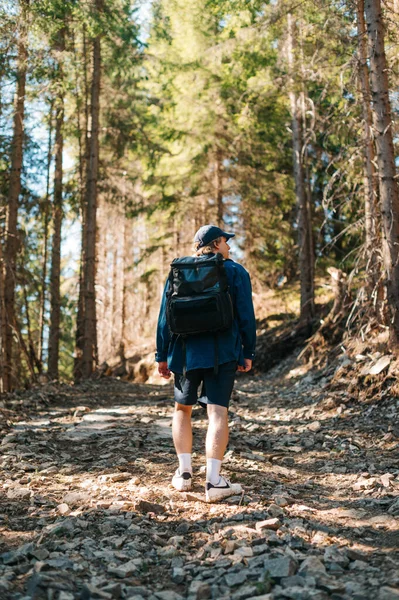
[48,28,66,379]
[364,0,399,342]
[357,0,379,295]
[23,282,40,374]
[0,240,6,393]
[287,13,315,325]
[3,2,28,391]
[214,148,223,226]
[38,102,53,370]
[82,2,102,378]
[75,24,91,381]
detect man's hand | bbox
[237,359,252,373]
[158,361,171,379]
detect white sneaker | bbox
[172,469,192,491]
[205,475,242,503]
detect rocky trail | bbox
[1,355,399,600]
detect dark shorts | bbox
[174,361,237,409]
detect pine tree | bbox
[3,0,28,391]
[48,25,66,379]
[364,0,399,342]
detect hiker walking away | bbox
[155,225,256,502]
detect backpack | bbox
[166,253,234,336]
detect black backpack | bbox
[166,254,234,336]
[166,254,234,374]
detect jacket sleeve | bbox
[155,279,171,362]
[234,267,256,360]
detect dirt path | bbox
[1,358,399,600]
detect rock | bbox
[263,557,297,579]
[57,503,71,515]
[316,575,345,593]
[188,580,211,599]
[381,473,395,487]
[45,519,75,536]
[31,548,50,561]
[323,546,349,568]
[298,557,326,576]
[100,582,123,598]
[124,586,149,598]
[171,567,185,584]
[80,583,113,599]
[274,496,290,507]
[135,500,166,515]
[307,421,321,432]
[6,487,32,500]
[231,585,259,600]
[388,498,399,515]
[345,549,368,562]
[59,593,75,600]
[224,540,236,554]
[154,592,184,600]
[349,560,369,571]
[242,595,272,600]
[255,518,282,531]
[99,472,133,483]
[46,557,74,569]
[176,522,189,535]
[107,560,138,578]
[234,546,253,558]
[225,571,247,587]
[379,588,399,600]
[63,491,91,505]
[268,504,285,517]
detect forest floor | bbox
[1,352,399,600]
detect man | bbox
[156,224,256,502]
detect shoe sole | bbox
[172,481,192,492]
[205,486,242,503]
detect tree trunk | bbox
[357,0,379,296]
[214,148,223,226]
[38,102,53,370]
[74,25,91,381]
[48,28,66,380]
[287,13,315,325]
[364,0,399,342]
[0,240,6,393]
[23,282,40,374]
[82,4,102,378]
[120,209,130,360]
[3,3,28,391]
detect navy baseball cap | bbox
[194,224,235,249]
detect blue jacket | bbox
[155,254,256,374]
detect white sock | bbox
[206,458,222,484]
[178,453,192,473]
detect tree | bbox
[48,26,66,379]
[3,0,28,391]
[286,13,314,325]
[81,0,103,378]
[357,0,379,298]
[364,0,399,342]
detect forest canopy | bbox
[1,0,398,391]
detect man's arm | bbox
[155,280,171,378]
[234,266,256,368]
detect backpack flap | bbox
[166,255,233,336]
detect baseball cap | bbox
[194,224,235,249]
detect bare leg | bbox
[172,403,193,455]
[206,404,228,460]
